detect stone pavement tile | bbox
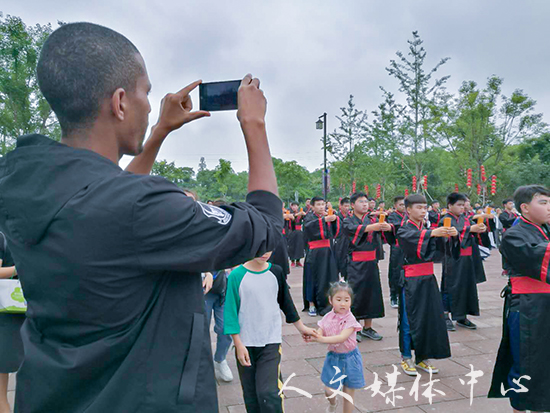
[282,343,332,360]
[218,383,246,408]
[282,324,301,336]
[353,379,464,412]
[283,333,311,347]
[475,326,503,340]
[281,358,319,378]
[361,349,403,368]
[367,359,471,385]
[226,404,246,413]
[439,369,493,399]
[462,339,500,355]
[283,393,335,413]
[448,342,483,358]
[356,337,401,353]
[305,356,325,374]
[447,328,488,343]
[450,353,498,380]
[281,374,325,399]
[379,408,425,413]
[417,394,510,412]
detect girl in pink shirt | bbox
[311,282,365,413]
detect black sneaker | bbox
[456,319,477,330]
[360,327,383,341]
[356,332,362,343]
[390,297,399,309]
[446,318,456,331]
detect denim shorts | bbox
[321,347,366,390]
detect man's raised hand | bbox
[155,80,210,134]
[237,74,267,127]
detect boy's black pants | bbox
[236,343,284,413]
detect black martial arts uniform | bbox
[333,209,350,280]
[498,210,519,232]
[302,213,340,316]
[269,229,290,277]
[428,209,441,227]
[387,211,406,302]
[489,216,550,411]
[397,220,451,362]
[287,214,305,262]
[0,134,283,413]
[439,213,486,321]
[343,214,385,320]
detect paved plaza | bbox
[6,247,512,412]
[218,247,512,412]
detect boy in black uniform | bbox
[489,185,550,413]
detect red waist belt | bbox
[460,246,472,256]
[511,277,550,294]
[404,262,434,277]
[352,250,376,262]
[309,239,330,249]
[295,225,302,230]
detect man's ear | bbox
[111,88,127,121]
[520,203,529,215]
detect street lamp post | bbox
[316,113,328,200]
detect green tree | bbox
[386,30,450,191]
[151,160,195,188]
[272,157,311,203]
[327,95,368,189]
[0,14,60,155]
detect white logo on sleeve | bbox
[198,202,232,226]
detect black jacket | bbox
[0,134,283,413]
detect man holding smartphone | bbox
[0,22,282,413]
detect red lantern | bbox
[455,184,459,193]
[477,184,481,195]
[491,175,497,195]
[412,176,417,192]
[364,185,369,195]
[352,181,356,193]
[467,168,472,188]
[376,184,381,199]
[405,189,409,197]
[423,175,428,190]
[481,165,487,182]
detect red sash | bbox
[511,277,550,294]
[308,239,330,249]
[351,250,376,262]
[295,225,302,231]
[404,262,434,278]
[460,246,472,256]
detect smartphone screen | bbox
[199,80,240,111]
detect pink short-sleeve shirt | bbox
[318,309,362,353]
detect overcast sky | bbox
[4,0,550,172]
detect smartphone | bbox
[199,80,240,111]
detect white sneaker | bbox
[214,360,234,382]
[326,398,338,413]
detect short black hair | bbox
[405,194,427,208]
[340,197,350,205]
[290,201,299,207]
[432,200,440,205]
[502,198,514,206]
[37,22,145,134]
[311,196,324,206]
[393,196,404,205]
[513,185,550,212]
[351,192,368,204]
[368,197,375,202]
[447,192,468,207]
[378,200,386,205]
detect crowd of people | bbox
[0,21,549,413]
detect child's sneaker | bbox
[308,307,317,317]
[326,398,338,413]
[416,360,439,374]
[400,358,417,376]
